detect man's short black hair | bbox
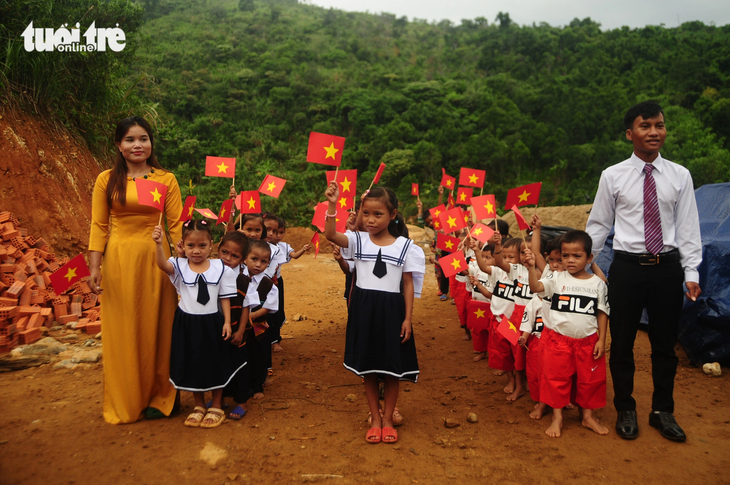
[560,230,593,255]
[624,100,664,130]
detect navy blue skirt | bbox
[169,308,247,392]
[344,287,419,382]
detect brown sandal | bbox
[200,407,226,428]
[184,406,206,427]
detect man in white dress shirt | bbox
[586,100,702,442]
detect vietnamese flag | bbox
[49,254,90,294]
[259,174,287,198]
[180,196,197,222]
[504,182,542,209]
[511,205,530,231]
[436,233,461,253]
[447,192,456,209]
[411,183,419,196]
[440,172,456,190]
[469,223,495,244]
[326,169,357,197]
[471,194,497,220]
[429,204,446,221]
[312,202,347,233]
[467,301,491,332]
[456,187,473,205]
[311,232,321,258]
[497,317,520,346]
[337,196,354,211]
[307,132,345,166]
[439,207,467,234]
[440,251,468,278]
[216,199,234,226]
[205,156,236,178]
[135,179,167,211]
[372,163,386,185]
[236,191,262,214]
[195,208,218,219]
[459,167,487,188]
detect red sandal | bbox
[365,427,382,444]
[382,426,398,444]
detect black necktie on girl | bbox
[196,275,210,305]
[372,249,387,278]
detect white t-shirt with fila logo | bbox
[468,260,493,302]
[520,296,545,337]
[538,272,610,339]
[488,266,515,319]
[508,263,534,306]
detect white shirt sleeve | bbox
[403,242,426,299]
[674,170,702,283]
[586,170,616,257]
[219,266,237,299]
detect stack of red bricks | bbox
[0,211,102,353]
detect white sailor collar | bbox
[349,231,412,267]
[172,258,226,286]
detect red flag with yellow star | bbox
[336,196,354,211]
[441,172,456,190]
[459,167,487,188]
[195,208,218,219]
[307,132,345,167]
[511,205,530,231]
[49,254,90,294]
[216,199,234,226]
[439,207,467,234]
[311,202,347,233]
[326,169,357,197]
[205,156,236,178]
[456,187,473,205]
[135,179,167,212]
[504,182,541,209]
[180,196,197,222]
[411,183,419,196]
[436,233,461,252]
[467,300,491,332]
[469,223,495,244]
[497,317,520,346]
[440,251,467,278]
[311,232,320,258]
[258,174,287,198]
[236,191,262,214]
[447,191,456,209]
[372,163,386,185]
[429,204,446,221]
[470,194,496,220]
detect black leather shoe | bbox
[615,410,639,440]
[649,412,686,442]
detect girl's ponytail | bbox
[389,211,409,239]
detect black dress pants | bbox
[608,255,684,413]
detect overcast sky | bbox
[303,0,730,30]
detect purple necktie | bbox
[643,164,663,255]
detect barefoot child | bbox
[518,295,547,419]
[153,220,243,428]
[454,230,474,341]
[525,230,610,438]
[324,182,425,444]
[467,242,496,362]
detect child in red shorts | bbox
[467,243,496,362]
[525,230,610,438]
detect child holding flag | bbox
[467,243,496,362]
[525,230,610,438]
[324,181,425,444]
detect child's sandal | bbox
[184,406,206,427]
[200,408,226,428]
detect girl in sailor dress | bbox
[153,220,244,429]
[324,182,425,445]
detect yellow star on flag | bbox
[450,258,462,271]
[446,179,452,187]
[246,197,256,209]
[216,161,229,174]
[474,308,485,318]
[267,181,277,193]
[446,216,457,228]
[151,188,162,204]
[509,321,517,332]
[485,200,494,214]
[64,267,77,282]
[315,241,319,250]
[338,197,348,208]
[444,240,454,250]
[340,177,351,193]
[468,173,479,184]
[459,193,467,201]
[188,206,194,217]
[220,207,226,219]
[434,209,442,217]
[323,142,339,159]
[518,190,530,203]
[473,227,483,236]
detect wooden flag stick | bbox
[333,165,339,182]
[158,211,163,226]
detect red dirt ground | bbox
[1,252,729,484]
